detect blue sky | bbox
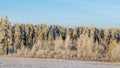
[0,0,120,27]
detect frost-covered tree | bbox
[13,23,21,53]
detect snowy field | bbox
[0,57,120,68]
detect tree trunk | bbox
[6,45,9,55]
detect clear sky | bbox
[0,0,120,28]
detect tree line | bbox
[0,16,120,61]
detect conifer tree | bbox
[13,23,21,53]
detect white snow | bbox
[0,57,120,68]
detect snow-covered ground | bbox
[0,57,120,68]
